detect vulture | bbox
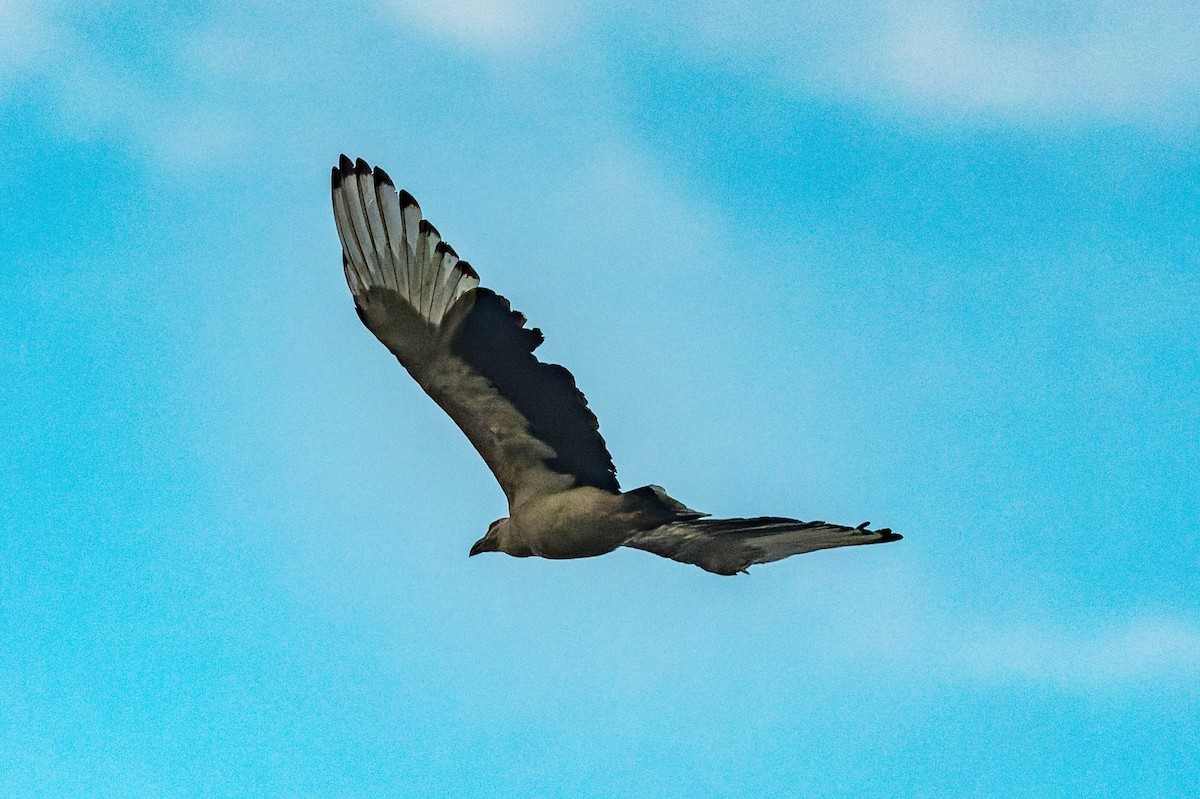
[331,156,901,575]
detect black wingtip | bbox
[397,189,418,209]
[419,219,440,238]
[331,166,341,190]
[373,165,394,187]
[338,153,354,173]
[353,157,371,176]
[457,260,478,279]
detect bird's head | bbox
[469,517,510,557]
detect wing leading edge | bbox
[332,156,619,504]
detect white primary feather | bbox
[333,156,478,327]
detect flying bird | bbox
[331,156,900,575]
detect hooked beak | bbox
[469,537,495,557]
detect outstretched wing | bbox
[624,517,901,575]
[332,156,619,505]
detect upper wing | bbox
[332,156,619,505]
[624,517,901,575]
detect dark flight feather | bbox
[450,288,619,493]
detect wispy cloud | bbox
[763,555,1200,691]
[3,5,257,172]
[840,597,1200,690]
[44,51,251,170]
[877,0,1200,122]
[953,615,1200,686]
[380,0,583,55]
[0,0,52,79]
[664,0,1200,125]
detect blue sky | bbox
[3,1,1199,796]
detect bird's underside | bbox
[331,155,901,575]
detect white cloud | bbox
[41,50,249,171]
[953,615,1200,686]
[381,0,583,55]
[177,26,294,87]
[0,6,260,173]
[663,0,1200,124]
[150,107,251,168]
[753,555,1200,690]
[876,0,1200,122]
[0,0,52,78]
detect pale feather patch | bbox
[332,156,479,327]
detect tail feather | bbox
[624,516,901,575]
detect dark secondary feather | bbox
[450,289,619,493]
